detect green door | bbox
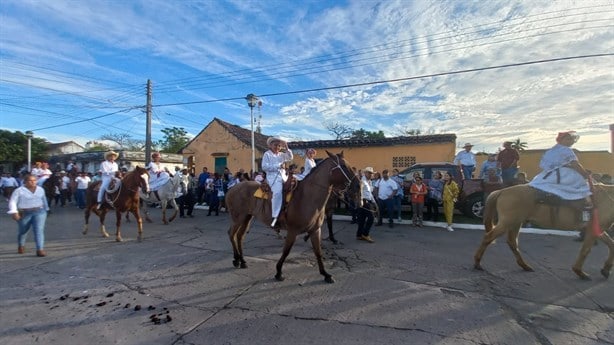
[214,157,227,175]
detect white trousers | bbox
[97,175,113,203]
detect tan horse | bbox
[226,151,361,283]
[474,183,614,280]
[83,167,150,242]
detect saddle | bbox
[531,187,590,224]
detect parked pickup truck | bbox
[398,162,504,219]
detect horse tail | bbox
[483,190,502,233]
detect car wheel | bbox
[463,195,484,219]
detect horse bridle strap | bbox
[330,155,356,192]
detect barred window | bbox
[392,156,415,168]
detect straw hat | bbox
[266,136,285,146]
[363,167,374,173]
[105,151,118,159]
[463,143,473,148]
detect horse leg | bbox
[598,232,614,279]
[229,216,252,268]
[142,202,153,223]
[99,209,110,238]
[168,199,178,223]
[473,223,510,270]
[115,210,123,242]
[228,224,241,268]
[133,208,144,242]
[572,231,613,280]
[275,232,298,282]
[161,201,168,225]
[506,225,533,271]
[83,207,90,235]
[310,227,334,283]
[326,213,337,244]
[235,217,252,268]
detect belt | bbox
[462,165,474,167]
[18,207,43,212]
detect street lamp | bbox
[25,131,33,173]
[245,94,259,176]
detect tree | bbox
[99,133,145,151]
[0,130,49,167]
[400,128,422,136]
[348,128,386,140]
[156,127,190,153]
[511,138,528,151]
[325,122,354,140]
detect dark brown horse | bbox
[42,174,62,207]
[83,166,150,242]
[226,151,361,283]
[474,183,614,280]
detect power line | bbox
[153,53,613,108]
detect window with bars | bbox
[392,156,415,168]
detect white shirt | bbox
[100,160,118,177]
[262,149,293,184]
[360,176,375,202]
[295,157,316,181]
[7,185,49,214]
[377,178,399,200]
[454,150,476,166]
[1,176,19,187]
[75,175,91,189]
[61,176,70,190]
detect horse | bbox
[83,167,150,242]
[138,173,182,224]
[42,174,62,207]
[473,183,614,280]
[226,151,361,283]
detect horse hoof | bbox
[240,262,247,269]
[573,267,591,280]
[600,268,610,279]
[474,264,484,271]
[116,237,123,242]
[102,233,109,238]
[324,276,335,284]
[232,260,240,268]
[137,236,143,242]
[275,274,285,281]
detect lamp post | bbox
[25,131,33,173]
[245,94,259,176]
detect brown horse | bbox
[42,174,62,206]
[83,166,150,242]
[473,183,614,280]
[226,151,361,283]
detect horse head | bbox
[325,150,362,207]
[131,166,150,193]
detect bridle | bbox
[329,154,359,194]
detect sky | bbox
[0,0,613,153]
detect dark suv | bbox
[398,162,502,218]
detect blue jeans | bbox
[462,165,475,179]
[17,209,47,250]
[378,198,395,223]
[75,188,87,209]
[393,195,403,219]
[502,167,518,185]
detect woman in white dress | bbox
[295,148,317,181]
[146,152,170,191]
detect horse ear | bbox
[338,150,344,158]
[326,150,335,159]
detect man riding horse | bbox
[261,136,293,228]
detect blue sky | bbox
[1,0,612,153]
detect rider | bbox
[35,162,52,187]
[261,136,293,227]
[96,151,119,210]
[146,152,170,192]
[294,148,317,181]
[528,131,592,216]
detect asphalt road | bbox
[0,201,612,345]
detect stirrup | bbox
[271,217,278,227]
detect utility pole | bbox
[145,79,152,166]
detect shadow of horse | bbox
[83,167,150,242]
[226,151,361,283]
[473,183,614,280]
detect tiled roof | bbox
[288,134,457,149]
[214,118,270,151]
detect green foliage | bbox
[511,138,528,151]
[156,127,190,153]
[0,130,48,163]
[84,143,111,152]
[348,128,386,140]
[99,133,144,151]
[401,128,422,136]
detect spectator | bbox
[207,173,224,216]
[410,176,427,226]
[454,143,476,179]
[442,172,459,232]
[356,167,376,243]
[59,171,70,207]
[390,168,404,222]
[515,172,529,185]
[497,141,520,186]
[7,174,50,257]
[197,167,210,205]
[1,172,19,201]
[376,169,398,228]
[425,171,443,222]
[74,171,90,209]
[479,154,500,180]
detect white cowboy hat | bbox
[105,151,118,159]
[363,167,374,173]
[266,136,285,146]
[463,143,473,148]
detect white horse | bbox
[139,173,183,225]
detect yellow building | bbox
[182,118,613,179]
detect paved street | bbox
[0,201,612,345]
